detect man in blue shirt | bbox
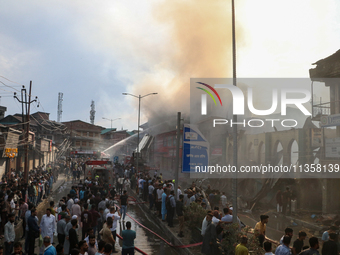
[167,191,176,228]
[322,226,337,245]
[122,221,136,255]
[24,204,34,254]
[275,236,291,255]
[43,236,57,255]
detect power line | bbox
[0,75,22,85]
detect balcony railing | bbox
[313,101,331,119]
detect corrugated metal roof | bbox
[136,134,151,152]
[101,128,117,135]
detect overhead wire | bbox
[32,99,64,130]
[0,75,22,85]
[0,76,63,131]
[31,117,68,133]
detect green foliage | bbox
[219,225,265,255]
[184,202,207,229]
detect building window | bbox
[163,138,167,147]
[167,137,172,147]
[82,141,87,147]
[89,141,93,147]
[89,132,93,137]
[76,141,80,146]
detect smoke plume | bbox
[131,0,243,124]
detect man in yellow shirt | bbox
[254,215,269,246]
[254,215,269,236]
[235,236,248,255]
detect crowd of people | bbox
[0,163,60,255]
[0,160,138,255]
[252,214,340,255]
[0,160,337,255]
[23,162,136,255]
[125,168,337,255]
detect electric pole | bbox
[14,81,37,183]
[57,92,63,123]
[231,0,238,223]
[174,112,181,200]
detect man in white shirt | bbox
[201,213,211,236]
[124,169,129,178]
[71,199,81,222]
[4,213,15,255]
[221,192,227,208]
[156,185,163,217]
[103,203,110,220]
[106,206,121,253]
[117,177,124,195]
[84,228,98,249]
[67,194,74,212]
[40,208,56,254]
[183,191,188,206]
[177,186,182,201]
[8,194,15,213]
[186,192,195,206]
[79,240,89,255]
[212,211,221,225]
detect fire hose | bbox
[117,196,283,251]
[115,202,203,249]
[116,233,148,255]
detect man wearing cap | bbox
[67,194,74,212]
[71,199,81,224]
[63,215,73,255]
[57,214,70,246]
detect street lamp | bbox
[122,92,158,173]
[102,117,121,129]
[231,0,238,223]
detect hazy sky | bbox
[0,0,339,130]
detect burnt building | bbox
[62,120,104,157]
[309,49,340,213]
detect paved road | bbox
[30,176,179,255]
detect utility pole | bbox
[14,81,37,183]
[122,92,158,173]
[174,112,181,200]
[90,100,95,125]
[231,0,238,223]
[137,95,141,173]
[57,92,63,123]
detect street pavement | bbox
[21,175,178,255]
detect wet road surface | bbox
[38,178,180,255]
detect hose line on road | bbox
[115,200,203,249]
[116,233,148,255]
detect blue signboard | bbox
[182,124,209,173]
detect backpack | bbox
[166,195,172,211]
